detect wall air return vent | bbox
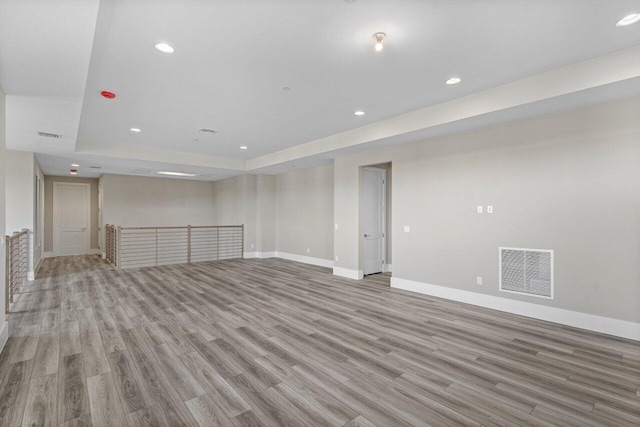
[499,247,553,299]
[37,131,61,139]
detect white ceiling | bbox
[2,0,640,180]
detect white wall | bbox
[5,150,38,276]
[5,150,34,235]
[333,96,640,333]
[33,159,44,270]
[276,164,334,261]
[0,85,7,351]
[101,174,217,227]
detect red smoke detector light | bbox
[101,91,116,99]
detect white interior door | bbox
[363,167,385,275]
[53,182,90,256]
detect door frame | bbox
[53,182,91,256]
[361,166,386,276]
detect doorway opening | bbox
[360,163,392,280]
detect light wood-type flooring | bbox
[1,255,639,426]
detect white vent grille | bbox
[37,131,61,138]
[500,247,553,299]
[198,128,217,134]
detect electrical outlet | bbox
[251,244,254,249]
[306,248,310,253]
[404,225,410,233]
[476,276,483,285]
[335,255,339,262]
[487,205,493,214]
[477,206,483,214]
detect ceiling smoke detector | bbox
[37,131,61,139]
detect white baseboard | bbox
[44,251,54,258]
[391,277,640,341]
[244,251,333,269]
[383,264,392,273]
[0,321,8,355]
[333,266,364,280]
[243,251,277,259]
[276,252,334,269]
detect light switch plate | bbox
[477,206,483,214]
[404,226,410,233]
[477,276,483,285]
[487,205,493,214]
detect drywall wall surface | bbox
[33,158,44,270]
[5,150,35,273]
[101,174,215,228]
[256,175,276,253]
[0,85,7,338]
[44,176,100,251]
[276,164,334,260]
[334,96,640,323]
[5,150,34,235]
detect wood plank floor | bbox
[1,255,639,426]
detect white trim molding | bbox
[44,251,54,258]
[276,252,333,268]
[0,321,8,355]
[28,271,35,281]
[391,277,640,341]
[243,251,276,259]
[244,251,333,269]
[333,267,364,280]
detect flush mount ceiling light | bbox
[130,128,141,133]
[71,163,79,167]
[157,171,196,177]
[239,146,248,150]
[154,42,175,54]
[373,32,386,51]
[446,77,462,85]
[354,110,365,116]
[617,13,640,27]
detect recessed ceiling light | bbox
[617,13,640,27]
[354,110,365,116]
[157,171,196,177]
[446,77,462,85]
[282,87,291,91]
[130,128,141,133]
[154,42,175,54]
[240,146,248,150]
[71,163,80,167]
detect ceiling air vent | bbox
[89,166,102,169]
[37,131,61,139]
[500,247,553,299]
[198,128,217,135]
